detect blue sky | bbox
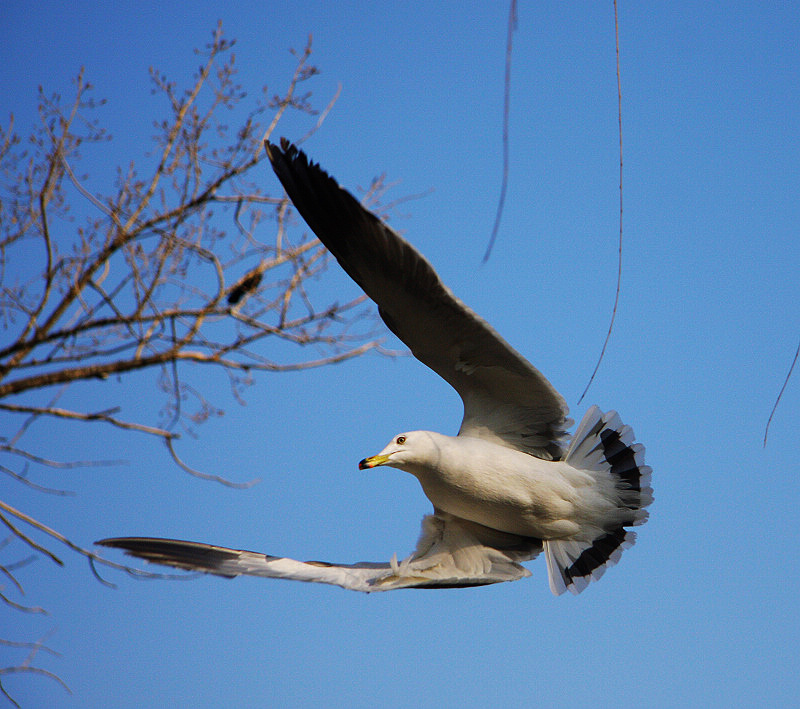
[3,2,799,707]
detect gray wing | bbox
[267,140,569,459]
[96,513,542,592]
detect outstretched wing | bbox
[266,140,570,459]
[97,512,542,592]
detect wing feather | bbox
[266,140,569,458]
[96,513,541,592]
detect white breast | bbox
[407,434,593,538]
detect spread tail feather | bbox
[545,405,653,595]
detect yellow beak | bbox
[358,453,391,470]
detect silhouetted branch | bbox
[578,0,624,404]
[483,0,518,263]
[764,336,800,445]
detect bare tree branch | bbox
[0,25,404,703]
[0,633,71,706]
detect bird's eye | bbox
[396,436,406,445]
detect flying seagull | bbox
[98,139,652,595]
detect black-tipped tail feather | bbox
[545,406,653,595]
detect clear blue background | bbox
[3,2,798,707]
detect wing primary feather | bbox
[97,513,541,593]
[266,139,570,458]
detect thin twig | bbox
[0,634,66,705]
[0,506,63,566]
[0,639,60,657]
[0,560,29,594]
[0,590,47,615]
[578,0,624,405]
[763,335,800,446]
[483,0,518,263]
[0,666,72,702]
[0,464,74,496]
[0,403,177,439]
[165,437,259,488]
[0,499,189,580]
[0,444,123,470]
[257,36,314,158]
[298,82,342,144]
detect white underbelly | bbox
[417,461,587,539]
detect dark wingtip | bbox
[95,537,156,551]
[265,137,300,165]
[264,139,279,165]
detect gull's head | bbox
[358,431,436,472]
